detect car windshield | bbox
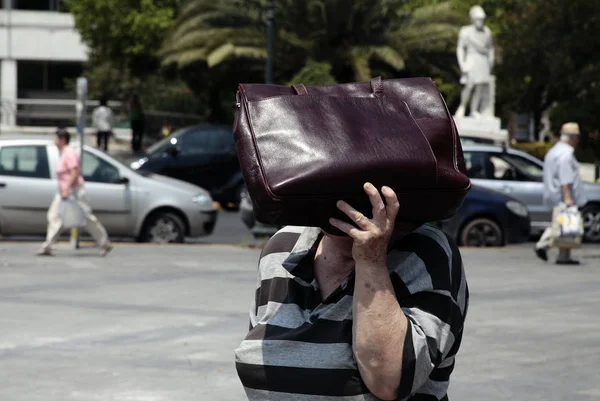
[145,126,197,155]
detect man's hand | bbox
[329,183,400,266]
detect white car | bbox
[0,139,218,243]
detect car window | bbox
[81,151,121,184]
[501,154,544,181]
[0,145,50,179]
[177,130,221,154]
[464,151,514,180]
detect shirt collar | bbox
[282,227,323,284]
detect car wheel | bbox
[460,218,504,247]
[141,212,185,243]
[581,204,600,242]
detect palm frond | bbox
[207,43,267,67]
[371,46,405,70]
[349,47,372,81]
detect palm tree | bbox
[161,0,463,84]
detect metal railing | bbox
[1,98,205,142]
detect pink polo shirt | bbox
[56,146,84,192]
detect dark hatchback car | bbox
[439,184,531,246]
[130,125,244,208]
[240,184,531,247]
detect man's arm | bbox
[353,261,407,400]
[558,154,577,206]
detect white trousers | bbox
[536,226,572,261]
[41,186,109,251]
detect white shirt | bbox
[543,141,586,207]
[92,106,114,132]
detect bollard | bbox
[70,227,79,249]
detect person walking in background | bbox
[535,122,587,265]
[92,95,114,152]
[36,128,113,257]
[128,94,146,153]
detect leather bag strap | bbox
[292,84,309,96]
[371,76,383,97]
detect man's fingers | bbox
[363,182,386,222]
[337,201,375,231]
[329,218,363,239]
[381,186,400,221]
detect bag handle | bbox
[292,84,309,96]
[293,79,383,96]
[371,76,383,97]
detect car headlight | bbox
[192,193,212,206]
[506,200,528,217]
[130,157,148,170]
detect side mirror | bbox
[118,176,130,185]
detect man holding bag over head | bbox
[535,122,587,265]
[36,128,113,257]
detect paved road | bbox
[2,210,252,246]
[0,241,599,401]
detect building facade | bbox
[0,0,87,127]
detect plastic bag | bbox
[551,204,583,248]
[59,197,86,229]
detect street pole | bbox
[265,0,275,84]
[72,77,87,249]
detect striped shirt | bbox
[235,225,469,401]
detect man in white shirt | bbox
[92,96,114,151]
[535,122,587,265]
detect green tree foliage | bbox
[161,0,463,83]
[65,0,180,75]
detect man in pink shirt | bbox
[37,128,113,256]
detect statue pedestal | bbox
[453,116,508,144]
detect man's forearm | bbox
[561,184,573,204]
[352,262,407,400]
[67,168,80,191]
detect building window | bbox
[18,61,82,95]
[13,0,62,11]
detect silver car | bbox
[0,139,218,243]
[462,144,600,241]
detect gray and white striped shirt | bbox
[235,225,469,400]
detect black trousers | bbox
[131,120,145,152]
[96,131,111,151]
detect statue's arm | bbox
[457,28,467,72]
[487,27,495,68]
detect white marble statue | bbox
[455,5,495,118]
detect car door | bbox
[465,150,549,229]
[162,129,218,190]
[494,152,549,229]
[80,150,133,235]
[209,128,240,190]
[0,144,56,235]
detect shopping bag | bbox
[59,197,86,229]
[551,204,583,249]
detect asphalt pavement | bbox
[0,241,599,401]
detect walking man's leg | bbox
[75,187,112,256]
[535,226,554,261]
[37,195,63,255]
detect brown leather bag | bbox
[233,77,470,230]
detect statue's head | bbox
[469,5,486,29]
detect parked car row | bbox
[0,139,218,243]
[239,183,531,247]
[240,144,600,246]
